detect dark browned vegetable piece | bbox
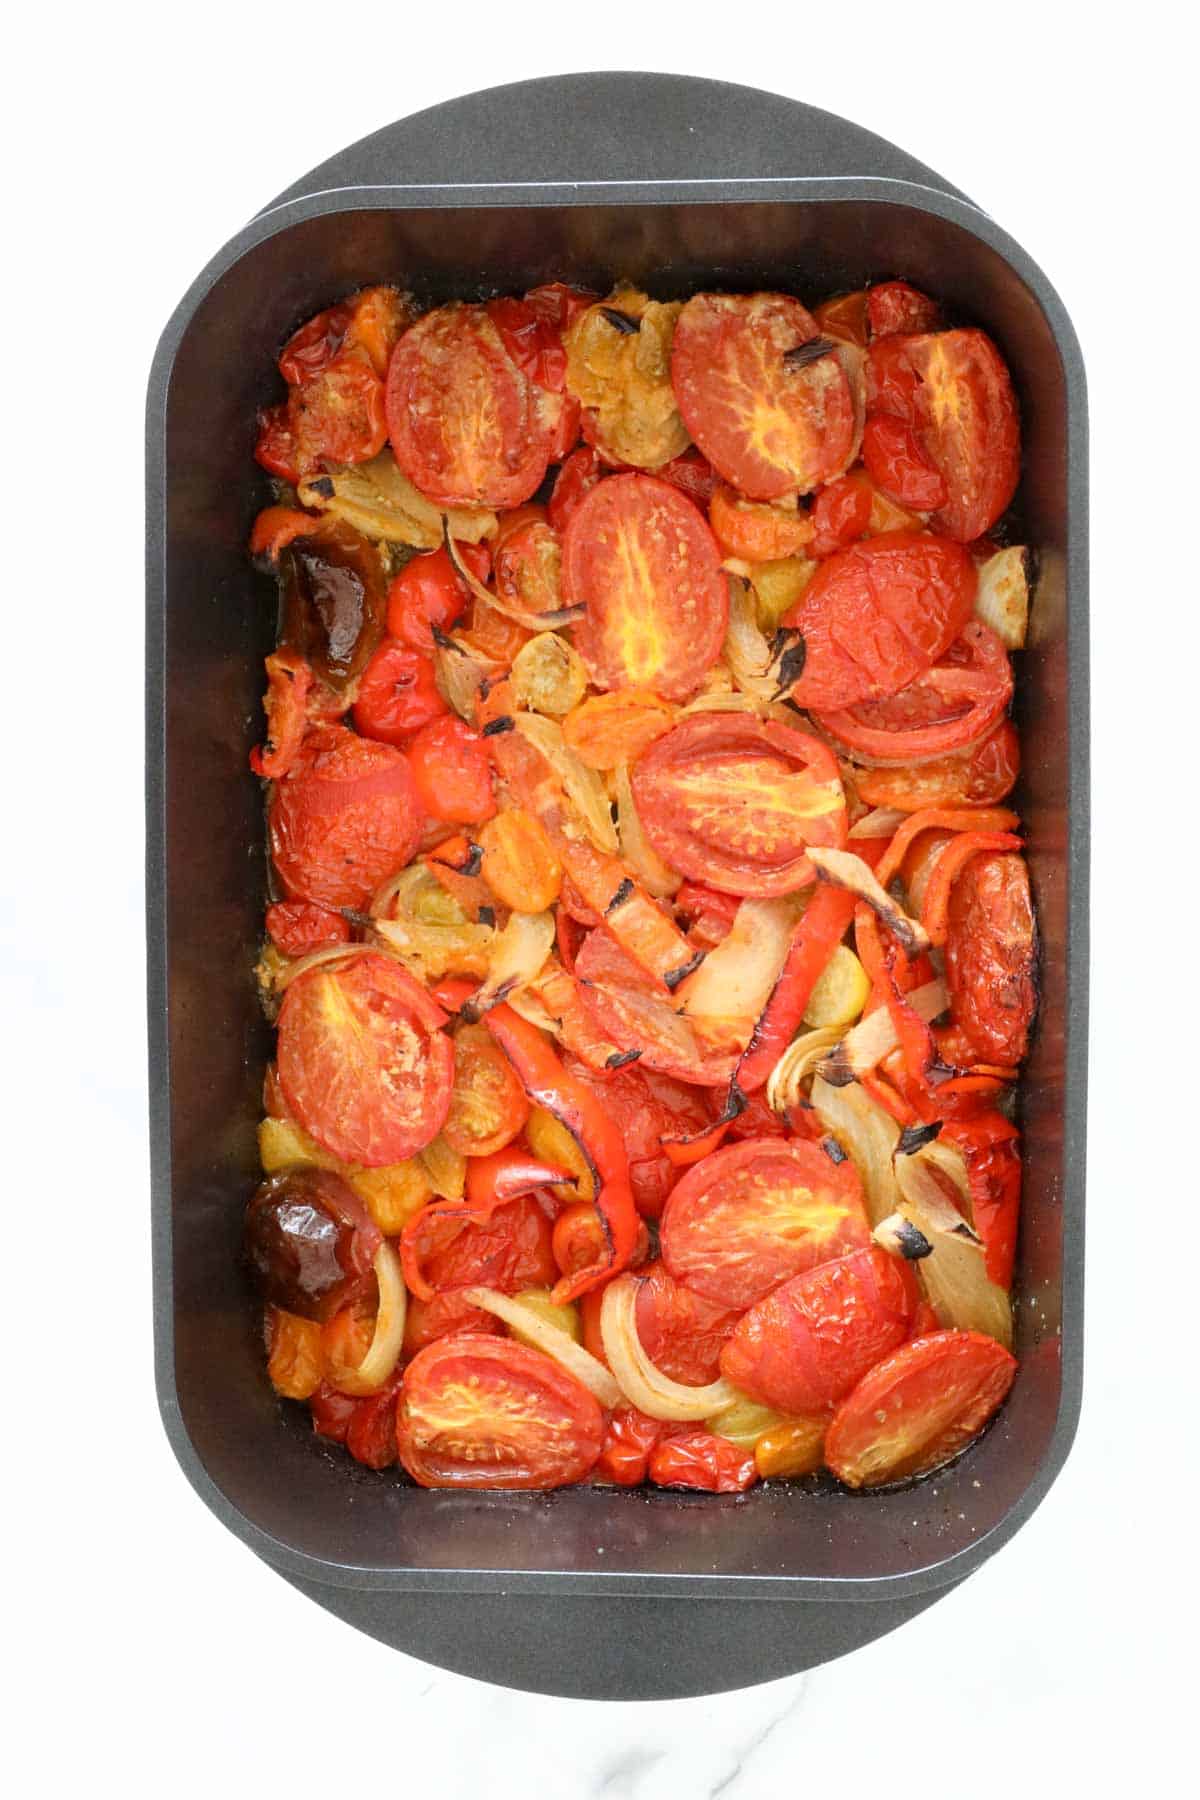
[245,1167,376,1321]
[279,519,387,694]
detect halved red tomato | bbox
[573,928,736,1088]
[276,952,453,1166]
[547,445,605,533]
[671,292,856,499]
[866,329,1020,542]
[851,718,1020,810]
[661,1138,871,1309]
[288,353,389,473]
[861,415,949,512]
[824,1328,1016,1487]
[635,1260,743,1385]
[719,1246,916,1413]
[562,473,727,700]
[944,851,1037,1064]
[268,724,422,910]
[813,621,1013,764]
[385,303,554,508]
[631,713,847,896]
[396,1334,604,1488]
[779,531,977,711]
[708,483,815,563]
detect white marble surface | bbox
[7,14,1195,1794]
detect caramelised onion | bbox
[827,340,867,477]
[677,895,803,1053]
[370,864,495,981]
[612,762,680,898]
[817,977,948,1080]
[273,941,376,993]
[418,1135,467,1201]
[810,1073,902,1228]
[890,1150,1013,1348]
[298,452,495,549]
[328,1241,408,1396]
[765,1026,842,1116]
[512,713,619,854]
[600,1276,739,1421]
[460,909,555,1020]
[806,846,931,956]
[446,529,585,633]
[433,631,505,721]
[848,807,908,840]
[974,545,1031,650]
[723,577,779,703]
[462,1286,623,1408]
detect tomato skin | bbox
[405,715,496,825]
[809,474,873,559]
[824,1328,1016,1487]
[661,1138,872,1309]
[265,900,351,958]
[269,725,422,911]
[866,282,942,339]
[862,415,949,512]
[851,718,1020,810]
[385,543,489,653]
[277,953,453,1167]
[595,1407,667,1485]
[250,648,313,780]
[310,1381,360,1446]
[525,282,597,335]
[344,1384,400,1469]
[397,1333,605,1489]
[249,506,317,564]
[562,1057,711,1219]
[255,402,301,482]
[941,1113,1021,1288]
[352,640,447,744]
[813,290,869,348]
[945,852,1037,1065]
[400,1192,556,1315]
[648,1431,758,1493]
[719,1246,916,1414]
[386,303,554,508]
[562,473,728,701]
[674,882,742,951]
[403,1291,503,1356]
[671,291,855,499]
[709,484,814,563]
[631,713,847,898]
[485,295,568,391]
[494,518,563,618]
[547,446,604,533]
[814,621,1013,764]
[552,1202,608,1278]
[656,447,718,508]
[635,1260,743,1385]
[780,531,977,711]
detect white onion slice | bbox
[512,713,619,853]
[810,1074,902,1228]
[723,576,778,703]
[677,895,802,1051]
[462,1287,623,1408]
[848,807,908,840]
[974,546,1030,650]
[446,529,584,632]
[819,977,948,1079]
[613,762,680,898]
[461,909,555,1019]
[891,1152,1013,1348]
[765,1026,842,1115]
[806,846,931,956]
[332,1241,408,1395]
[274,942,376,992]
[600,1276,739,1421]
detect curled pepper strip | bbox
[875,805,1020,889]
[482,1003,638,1302]
[249,647,313,779]
[464,1146,575,1209]
[921,831,1024,945]
[735,885,858,1093]
[854,905,936,1086]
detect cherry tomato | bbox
[824,1328,1016,1487]
[813,290,869,347]
[779,531,977,711]
[866,282,942,340]
[866,329,1020,541]
[287,353,388,473]
[525,282,597,334]
[563,1056,711,1218]
[808,474,874,559]
[719,1246,916,1414]
[945,851,1037,1065]
[310,1382,360,1446]
[708,484,815,563]
[661,1138,872,1309]
[494,518,563,618]
[648,1431,758,1493]
[547,445,604,533]
[671,291,855,499]
[254,402,301,482]
[941,1112,1022,1288]
[249,506,317,564]
[595,1406,667,1485]
[345,1384,400,1469]
[397,1334,604,1488]
[442,1022,530,1158]
[485,295,569,390]
[851,718,1020,810]
[562,474,728,700]
[279,301,353,385]
[250,647,312,780]
[269,724,421,910]
[635,1260,743,1385]
[655,446,718,508]
[862,415,949,512]
[385,543,490,653]
[386,304,554,508]
[276,953,453,1165]
[265,900,351,958]
[278,286,410,384]
[352,640,446,743]
[631,713,847,897]
[405,715,496,825]
[552,1202,608,1278]
[813,621,1014,764]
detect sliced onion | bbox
[613,762,680,898]
[891,1151,1013,1347]
[810,1073,901,1227]
[272,942,375,994]
[819,977,948,1079]
[331,1241,408,1395]
[462,1286,623,1408]
[511,632,589,717]
[827,340,867,477]
[806,846,931,956]
[512,713,619,854]
[434,633,505,720]
[848,807,908,840]
[418,1135,467,1201]
[503,983,562,1035]
[446,529,585,632]
[765,1026,842,1115]
[723,576,778,703]
[677,895,802,1052]
[600,1276,739,1421]
[298,452,495,549]
[975,545,1030,650]
[461,909,555,1019]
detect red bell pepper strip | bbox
[248,505,317,563]
[876,805,1020,888]
[941,1112,1021,1288]
[921,831,1024,945]
[249,647,313,779]
[482,1003,639,1302]
[464,1146,575,1209]
[854,905,935,1086]
[735,885,858,1092]
[427,975,481,1014]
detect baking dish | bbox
[147,71,1088,1699]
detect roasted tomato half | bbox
[396,1334,604,1488]
[631,713,847,896]
[944,851,1037,1064]
[813,621,1013,764]
[850,718,1020,810]
[268,725,422,911]
[660,1137,872,1309]
[635,1260,743,1385]
[671,292,855,499]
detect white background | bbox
[7,6,1197,1794]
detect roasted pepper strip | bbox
[854,905,935,1086]
[483,1002,638,1302]
[464,1146,575,1209]
[921,831,1024,945]
[735,885,858,1092]
[875,805,1020,888]
[249,647,313,779]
